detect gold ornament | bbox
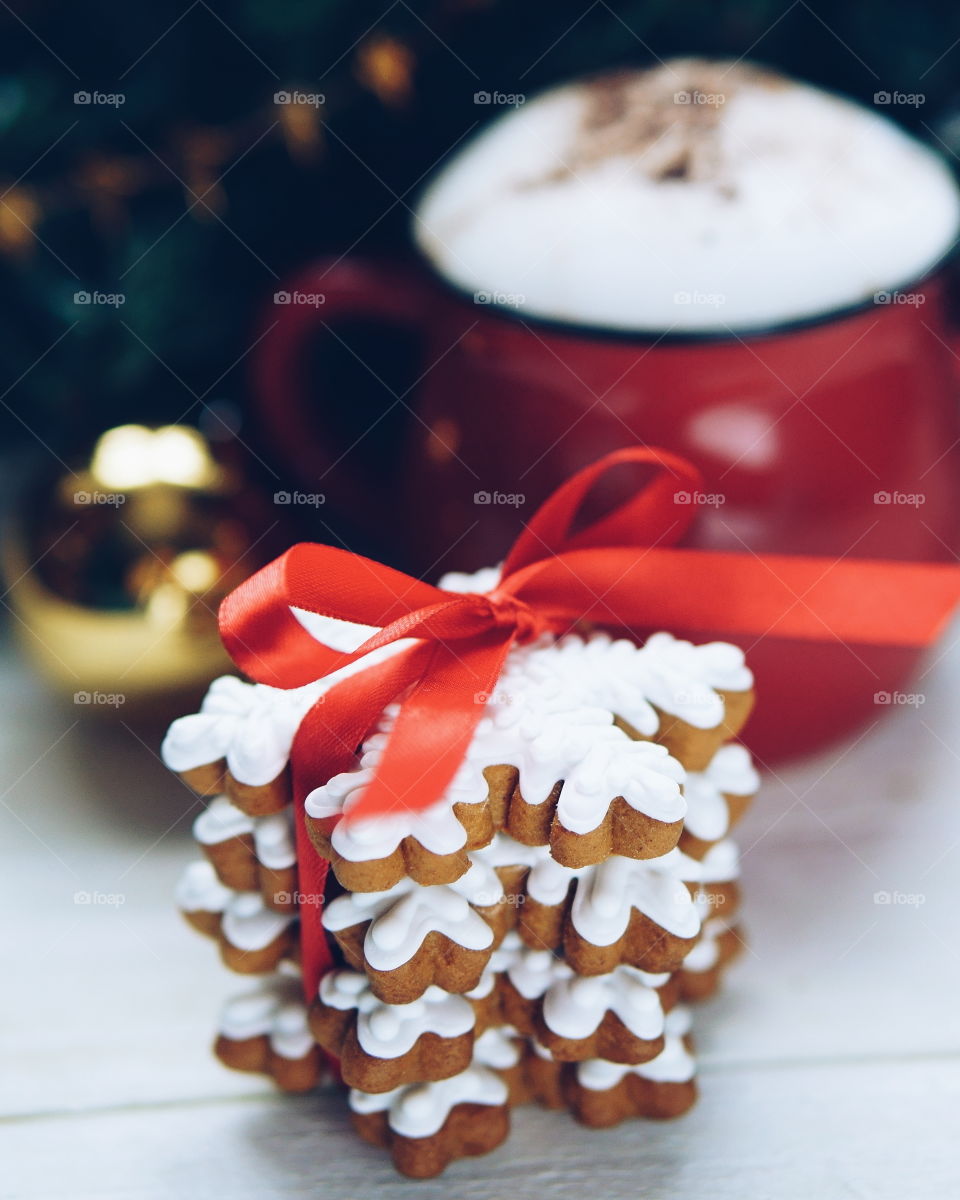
[4,424,268,711]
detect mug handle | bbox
[252,258,437,525]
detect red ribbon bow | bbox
[219,447,960,997]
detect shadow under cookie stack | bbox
[164,580,759,1179]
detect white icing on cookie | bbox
[638,631,752,723]
[570,852,701,944]
[176,860,232,913]
[269,1002,314,1060]
[348,1067,508,1137]
[469,833,547,872]
[221,890,295,951]
[290,608,382,652]
[528,1039,553,1060]
[321,860,504,971]
[253,810,296,870]
[219,973,297,1036]
[517,634,661,736]
[575,1006,695,1090]
[318,970,474,1058]
[162,675,324,785]
[472,1024,521,1069]
[485,837,701,948]
[193,795,254,845]
[543,966,665,1041]
[506,943,573,1000]
[682,917,734,973]
[162,635,412,786]
[465,932,524,1000]
[676,839,740,885]
[218,973,313,1060]
[553,738,684,833]
[524,852,592,907]
[684,745,759,842]
[437,566,503,594]
[507,941,666,1040]
[306,761,476,862]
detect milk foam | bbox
[414,60,960,332]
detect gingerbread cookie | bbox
[193,797,298,913]
[679,744,759,860]
[564,1007,697,1126]
[321,858,512,1003]
[496,628,753,771]
[471,1024,528,1104]
[679,917,744,1001]
[349,1065,511,1178]
[501,943,668,1064]
[305,728,491,893]
[622,632,754,770]
[162,675,324,814]
[310,969,476,1092]
[176,862,297,974]
[214,971,322,1091]
[517,847,701,974]
[176,859,232,938]
[679,839,742,918]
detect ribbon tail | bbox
[511,547,960,649]
[290,795,333,1005]
[289,642,435,1001]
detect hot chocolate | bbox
[414,60,960,331]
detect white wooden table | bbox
[3,622,960,1199]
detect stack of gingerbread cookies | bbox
[164,575,759,1179]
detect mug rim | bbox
[416,245,954,346]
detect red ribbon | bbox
[219,448,960,997]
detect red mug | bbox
[252,256,960,765]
